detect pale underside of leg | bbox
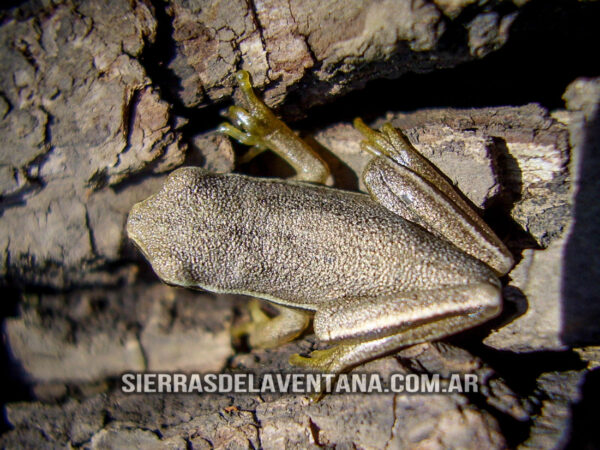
[291,312,498,373]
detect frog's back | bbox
[127,167,496,309]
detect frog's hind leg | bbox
[354,118,513,275]
[355,118,477,216]
[218,71,329,183]
[233,299,311,349]
[290,281,501,373]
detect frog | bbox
[126,70,514,376]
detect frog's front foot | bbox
[231,298,270,345]
[218,70,329,183]
[217,72,274,156]
[218,106,269,150]
[232,299,311,349]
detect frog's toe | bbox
[247,298,270,322]
[233,300,310,349]
[224,106,266,136]
[354,118,419,167]
[237,145,267,164]
[354,118,391,155]
[232,320,281,349]
[354,117,411,161]
[235,70,253,92]
[231,299,270,340]
[288,353,313,367]
[217,122,260,147]
[289,347,339,371]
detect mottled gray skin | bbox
[127,71,513,375]
[127,167,497,308]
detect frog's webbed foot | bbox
[218,70,329,183]
[354,118,513,275]
[217,71,280,154]
[219,106,270,164]
[219,106,269,151]
[232,299,311,349]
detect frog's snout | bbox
[126,205,141,245]
[126,200,154,256]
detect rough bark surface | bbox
[0,0,529,288]
[0,1,186,287]
[165,0,519,113]
[1,0,599,448]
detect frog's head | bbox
[126,167,216,287]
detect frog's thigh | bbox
[234,299,311,349]
[315,282,501,342]
[299,283,500,372]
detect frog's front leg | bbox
[354,119,514,275]
[218,71,329,183]
[290,280,501,373]
[233,299,311,349]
